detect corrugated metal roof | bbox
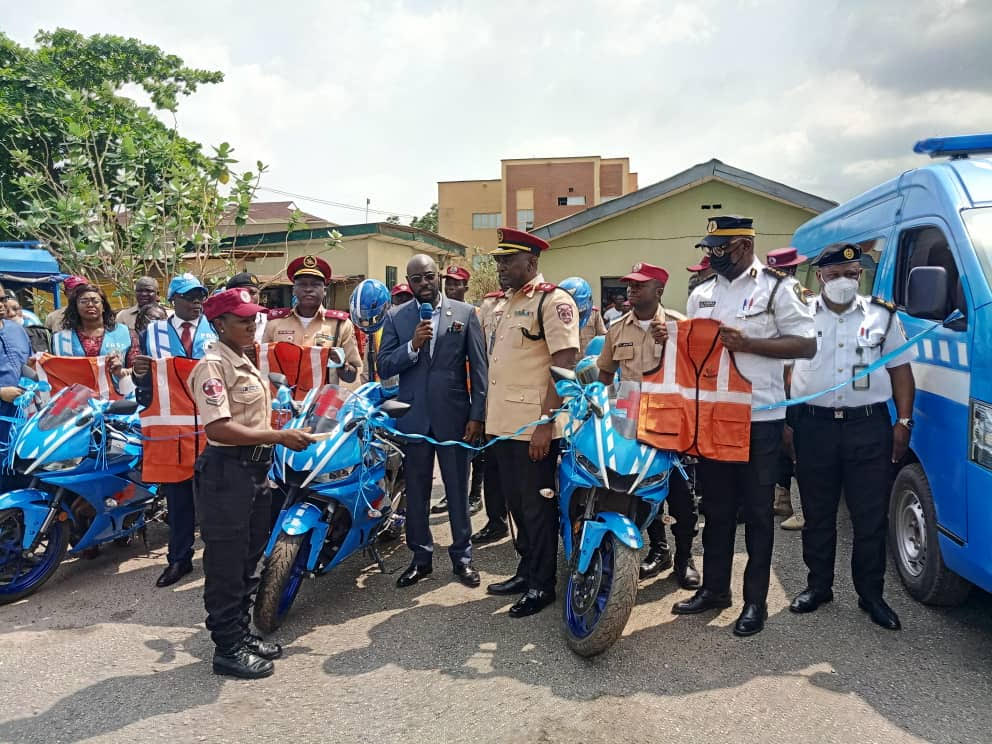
[530,159,837,242]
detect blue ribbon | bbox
[755,311,957,411]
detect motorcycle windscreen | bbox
[607,381,642,440]
[37,384,96,432]
[303,385,350,435]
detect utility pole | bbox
[365,197,370,223]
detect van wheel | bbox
[889,464,971,606]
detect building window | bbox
[517,209,534,231]
[386,265,397,288]
[472,212,501,229]
[558,196,586,206]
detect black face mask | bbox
[708,247,738,276]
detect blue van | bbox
[790,134,992,605]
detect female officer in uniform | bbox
[190,288,313,679]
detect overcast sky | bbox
[4,0,990,225]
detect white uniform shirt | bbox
[791,295,915,408]
[687,256,815,422]
[603,306,624,326]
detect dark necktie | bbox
[180,321,193,357]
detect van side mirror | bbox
[906,266,949,321]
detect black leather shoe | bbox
[430,498,448,514]
[508,589,556,618]
[469,497,483,514]
[396,563,433,588]
[472,521,509,544]
[858,596,901,630]
[156,560,193,588]
[672,588,732,615]
[212,646,274,679]
[674,557,702,590]
[639,546,673,580]
[790,587,834,614]
[487,575,527,596]
[453,563,481,587]
[733,603,768,637]
[244,633,283,660]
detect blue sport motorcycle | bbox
[253,380,409,632]
[0,381,153,604]
[551,367,677,657]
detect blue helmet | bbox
[559,276,593,328]
[584,334,605,358]
[349,279,390,332]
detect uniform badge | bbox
[556,303,574,324]
[707,220,718,234]
[202,378,225,405]
[632,262,643,272]
[239,289,252,303]
[303,255,318,268]
[792,283,809,305]
[843,247,856,260]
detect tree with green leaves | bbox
[0,29,264,306]
[409,202,438,233]
[466,254,499,303]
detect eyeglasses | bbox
[177,291,207,301]
[407,272,437,284]
[701,239,739,258]
[77,297,103,306]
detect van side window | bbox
[894,225,967,325]
[800,237,883,295]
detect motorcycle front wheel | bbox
[561,532,639,657]
[0,508,69,605]
[253,532,309,633]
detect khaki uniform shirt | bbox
[486,274,579,440]
[579,306,608,355]
[116,303,171,331]
[188,340,273,446]
[262,307,363,384]
[597,305,686,381]
[45,306,66,333]
[478,293,509,356]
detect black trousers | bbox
[482,438,507,526]
[795,408,892,601]
[491,438,560,593]
[162,479,196,565]
[469,449,485,500]
[698,421,783,605]
[403,432,473,568]
[646,466,698,556]
[192,447,272,651]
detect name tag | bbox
[514,309,533,317]
[699,300,717,308]
[617,342,634,347]
[276,329,295,336]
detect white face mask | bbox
[822,276,859,305]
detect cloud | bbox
[4,0,990,223]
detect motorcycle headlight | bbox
[38,457,84,473]
[639,471,670,488]
[574,451,600,479]
[311,465,356,484]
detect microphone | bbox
[419,302,433,321]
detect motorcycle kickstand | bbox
[367,541,389,575]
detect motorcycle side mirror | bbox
[268,372,289,388]
[588,400,605,419]
[344,417,364,432]
[106,399,139,415]
[379,400,411,418]
[20,364,38,382]
[77,412,93,427]
[550,366,576,383]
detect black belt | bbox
[206,444,274,463]
[805,402,888,421]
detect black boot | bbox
[212,645,274,679]
[639,545,673,579]
[244,633,283,660]
[673,555,701,589]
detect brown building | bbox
[438,156,638,258]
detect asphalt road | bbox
[2,489,991,744]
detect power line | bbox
[257,186,420,220]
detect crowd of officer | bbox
[10,211,916,679]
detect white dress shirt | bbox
[791,295,915,408]
[406,294,443,359]
[687,257,816,422]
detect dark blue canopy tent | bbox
[0,241,66,308]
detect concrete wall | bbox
[438,180,502,259]
[537,179,821,313]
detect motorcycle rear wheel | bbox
[253,533,309,633]
[0,509,69,605]
[561,532,639,657]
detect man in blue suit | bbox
[378,255,487,588]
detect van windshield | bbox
[963,207,992,287]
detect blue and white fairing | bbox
[557,378,677,570]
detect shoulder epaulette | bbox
[324,309,350,320]
[870,296,896,312]
[536,282,557,293]
[266,308,292,319]
[763,266,788,280]
[484,291,505,299]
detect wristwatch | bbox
[897,417,914,430]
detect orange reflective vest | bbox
[32,353,122,401]
[140,356,204,483]
[256,342,330,401]
[637,318,752,462]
